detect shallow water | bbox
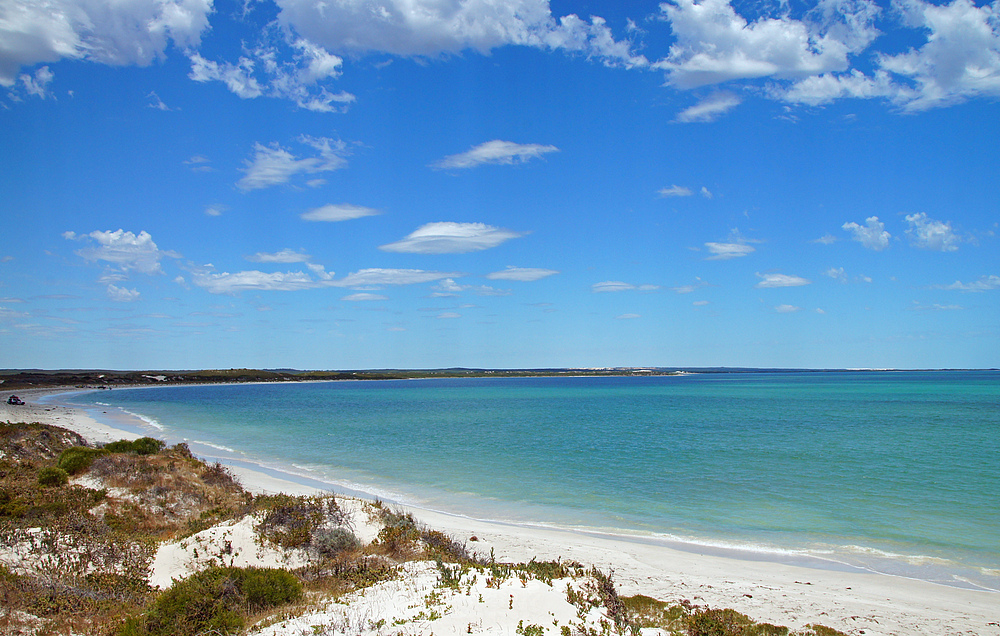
[60,371,1000,589]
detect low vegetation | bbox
[1,422,849,636]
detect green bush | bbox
[311,526,361,558]
[57,446,106,474]
[125,566,302,636]
[37,466,69,487]
[103,437,166,455]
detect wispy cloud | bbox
[486,267,559,282]
[658,185,693,197]
[301,203,381,222]
[431,140,558,170]
[705,242,755,260]
[756,273,811,288]
[106,285,140,302]
[333,268,462,289]
[616,313,641,319]
[592,281,659,293]
[238,136,349,191]
[342,293,388,302]
[675,92,742,123]
[380,222,524,254]
[774,304,802,313]
[246,249,311,264]
[933,274,1000,292]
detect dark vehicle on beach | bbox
[7,395,25,405]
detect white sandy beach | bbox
[2,388,998,636]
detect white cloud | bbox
[813,234,838,244]
[204,205,226,216]
[0,0,212,87]
[842,216,890,250]
[246,249,311,263]
[775,304,802,313]
[188,39,356,112]
[658,185,693,197]
[379,222,524,254]
[616,313,641,319]
[68,229,175,275]
[431,140,558,169]
[342,292,388,301]
[675,92,742,123]
[909,301,963,311]
[905,212,960,251]
[274,0,646,67]
[301,203,381,222]
[825,267,847,282]
[432,278,510,297]
[778,69,907,106]
[879,0,1000,111]
[147,90,171,111]
[936,274,1000,292]
[437,312,461,319]
[700,186,713,199]
[238,136,349,191]
[591,281,658,293]
[486,266,559,281]
[693,300,710,306]
[756,272,812,288]
[107,285,140,302]
[654,0,880,89]
[191,269,319,294]
[705,242,755,260]
[333,268,462,288]
[18,66,54,98]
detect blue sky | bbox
[1,0,998,370]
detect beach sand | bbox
[2,389,997,635]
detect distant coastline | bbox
[3,365,995,391]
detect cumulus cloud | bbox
[700,186,713,198]
[658,185,693,197]
[431,140,558,169]
[274,0,646,67]
[842,216,890,250]
[238,136,349,191]
[379,222,524,254]
[246,249,311,263]
[66,229,176,275]
[654,0,879,89]
[880,0,1000,111]
[107,285,140,302]
[675,92,742,122]
[486,266,559,281]
[756,272,812,288]
[905,213,960,251]
[935,274,1000,292]
[813,234,838,244]
[0,0,212,87]
[301,203,381,222]
[705,242,755,260]
[18,66,54,98]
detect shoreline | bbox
[4,387,999,635]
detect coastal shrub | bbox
[311,526,361,558]
[375,509,421,556]
[57,446,106,474]
[124,566,302,636]
[103,437,165,455]
[255,494,327,549]
[37,466,69,487]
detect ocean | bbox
[52,371,999,590]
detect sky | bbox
[1,0,998,371]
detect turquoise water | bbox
[58,371,999,589]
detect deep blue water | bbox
[59,371,1000,589]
